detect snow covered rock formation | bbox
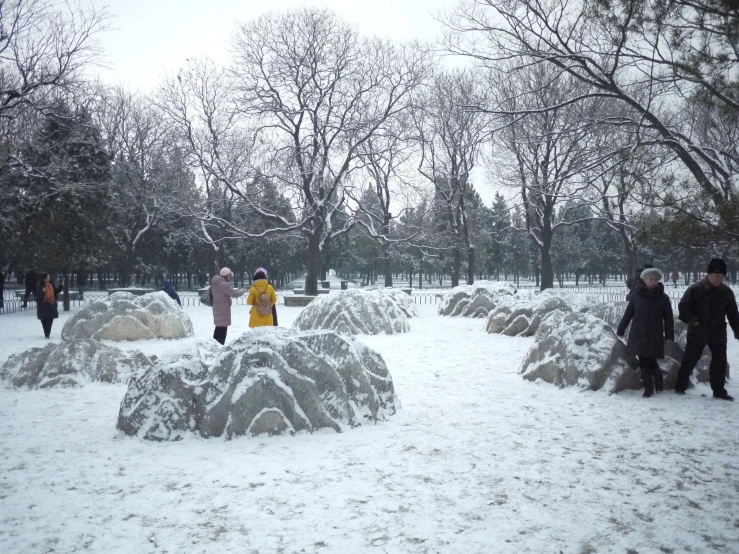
[519,311,644,393]
[292,289,412,335]
[438,281,517,318]
[486,289,602,337]
[1,340,153,389]
[117,328,397,441]
[62,291,194,341]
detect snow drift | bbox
[117,328,397,441]
[438,281,517,318]
[1,339,154,389]
[61,291,194,341]
[292,289,412,335]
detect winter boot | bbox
[642,368,654,398]
[653,366,664,393]
[713,392,734,401]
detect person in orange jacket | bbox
[247,267,277,328]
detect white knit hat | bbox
[640,268,662,281]
[219,267,232,278]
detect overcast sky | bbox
[91,0,456,91]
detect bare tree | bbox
[160,9,427,294]
[93,86,185,286]
[413,69,489,286]
[0,0,107,121]
[444,0,738,239]
[230,8,427,293]
[490,63,603,290]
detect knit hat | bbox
[706,258,727,275]
[219,267,232,278]
[640,268,663,281]
[254,267,268,279]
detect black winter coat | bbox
[35,282,63,320]
[617,282,674,358]
[678,279,739,345]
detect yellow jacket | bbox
[247,279,277,328]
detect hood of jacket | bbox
[251,279,269,292]
[635,281,664,299]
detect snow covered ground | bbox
[1,302,738,553]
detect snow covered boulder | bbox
[438,281,517,317]
[486,291,572,337]
[117,328,397,441]
[520,311,643,393]
[1,340,153,389]
[61,291,194,341]
[117,340,222,441]
[292,289,411,335]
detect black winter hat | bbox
[706,258,727,275]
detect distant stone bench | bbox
[292,288,329,295]
[107,288,155,297]
[284,296,316,307]
[400,288,412,295]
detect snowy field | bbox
[1,302,738,553]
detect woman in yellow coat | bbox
[247,267,277,328]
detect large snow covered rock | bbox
[62,291,194,341]
[486,291,572,337]
[520,311,645,393]
[1,340,153,389]
[292,289,411,335]
[486,289,602,337]
[117,328,397,441]
[438,281,517,318]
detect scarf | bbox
[43,283,55,303]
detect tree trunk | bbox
[63,274,70,312]
[451,247,461,287]
[304,235,321,295]
[540,245,554,291]
[466,245,475,285]
[384,251,392,287]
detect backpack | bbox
[253,284,272,316]
[200,287,213,307]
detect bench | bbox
[15,290,80,301]
[284,295,316,307]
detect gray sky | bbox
[91,0,455,91]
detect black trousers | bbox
[41,319,53,338]
[23,287,33,306]
[213,326,228,345]
[638,356,663,393]
[676,341,727,394]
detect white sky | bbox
[91,0,456,92]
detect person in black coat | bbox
[35,273,63,339]
[161,280,181,306]
[23,269,37,307]
[0,268,5,309]
[617,268,675,397]
[675,258,739,400]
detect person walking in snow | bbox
[210,267,247,345]
[617,268,675,398]
[674,258,739,400]
[247,268,277,328]
[625,269,642,301]
[35,273,63,339]
[161,280,181,306]
[670,268,679,288]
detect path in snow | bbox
[0,305,737,553]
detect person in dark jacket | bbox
[161,280,181,306]
[674,258,739,400]
[625,268,643,301]
[35,273,63,339]
[23,269,37,307]
[617,268,675,397]
[0,268,5,309]
[76,270,87,300]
